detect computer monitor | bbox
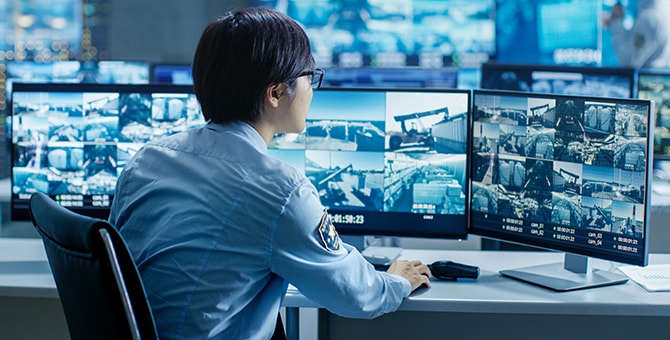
[2,60,150,116]
[495,0,636,66]
[469,89,652,291]
[91,61,151,84]
[480,63,635,99]
[456,67,481,90]
[12,84,471,244]
[151,64,193,85]
[251,0,495,68]
[321,67,459,89]
[636,69,670,160]
[9,83,204,220]
[269,87,471,242]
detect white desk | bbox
[0,238,68,339]
[285,249,670,340]
[2,239,669,340]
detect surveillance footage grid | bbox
[10,86,205,214]
[470,91,651,264]
[268,89,470,237]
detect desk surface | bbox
[2,238,669,317]
[0,238,57,299]
[285,248,670,317]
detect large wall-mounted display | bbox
[252,0,495,68]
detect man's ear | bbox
[266,83,288,108]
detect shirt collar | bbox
[207,121,268,153]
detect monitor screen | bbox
[469,89,652,290]
[636,69,670,159]
[321,67,459,89]
[12,84,470,240]
[93,61,151,84]
[151,64,193,85]
[2,60,150,116]
[480,63,635,99]
[10,83,204,220]
[251,0,495,68]
[456,67,481,90]
[269,87,471,239]
[495,0,637,66]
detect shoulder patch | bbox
[318,212,341,252]
[634,34,645,48]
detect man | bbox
[605,0,670,68]
[109,7,431,339]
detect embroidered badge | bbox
[318,212,341,252]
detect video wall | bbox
[252,0,496,68]
[496,0,639,66]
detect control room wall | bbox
[107,0,248,64]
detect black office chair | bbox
[29,192,157,340]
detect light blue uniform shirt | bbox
[109,121,411,339]
[609,0,670,68]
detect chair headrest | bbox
[29,192,110,253]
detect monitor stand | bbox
[499,253,629,292]
[341,235,402,268]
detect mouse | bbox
[428,260,480,281]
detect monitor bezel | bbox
[468,89,652,267]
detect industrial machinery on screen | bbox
[11,86,204,200]
[286,90,468,216]
[471,92,647,237]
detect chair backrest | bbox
[29,192,158,340]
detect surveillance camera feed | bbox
[637,69,670,159]
[252,0,495,68]
[151,64,194,85]
[470,89,651,290]
[1,60,150,118]
[10,83,205,220]
[320,67,459,89]
[480,63,635,99]
[269,88,471,238]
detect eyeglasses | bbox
[297,68,324,89]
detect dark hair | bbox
[192,7,315,124]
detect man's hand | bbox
[387,260,432,291]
